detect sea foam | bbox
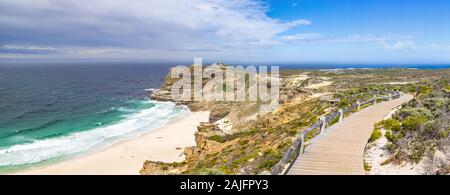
[0,100,187,167]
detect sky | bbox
[1,0,450,64]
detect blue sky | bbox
[1,0,449,64]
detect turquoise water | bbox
[0,63,186,172]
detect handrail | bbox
[270,90,403,175]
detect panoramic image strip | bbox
[0,0,448,191]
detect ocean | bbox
[0,63,188,172]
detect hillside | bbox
[142,66,449,175]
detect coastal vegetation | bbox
[371,79,450,174]
[143,66,450,175]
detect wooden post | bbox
[320,116,326,134]
[338,109,344,122]
[356,100,361,111]
[388,94,392,101]
[373,96,377,105]
[299,133,305,155]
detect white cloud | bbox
[0,44,58,54]
[281,33,322,41]
[378,40,416,50]
[285,19,312,27]
[1,0,436,62]
[0,0,311,59]
[425,44,450,51]
[278,33,414,45]
[331,34,413,43]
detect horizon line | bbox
[1,58,450,67]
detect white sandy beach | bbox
[15,111,210,175]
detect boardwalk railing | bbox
[270,90,403,175]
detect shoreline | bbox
[12,111,210,175]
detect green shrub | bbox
[422,98,449,112]
[417,86,433,98]
[386,143,395,152]
[409,143,427,164]
[329,115,340,126]
[197,166,234,175]
[385,130,396,143]
[239,139,249,145]
[394,107,432,121]
[402,116,428,131]
[445,85,450,92]
[381,119,401,132]
[339,98,352,108]
[305,129,319,141]
[380,158,393,166]
[257,149,282,170]
[369,129,382,142]
[439,129,450,138]
[364,161,372,171]
[208,135,226,143]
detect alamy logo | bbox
[170,58,280,113]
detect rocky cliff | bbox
[141,64,324,174]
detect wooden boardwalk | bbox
[287,94,413,175]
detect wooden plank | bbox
[287,94,413,175]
